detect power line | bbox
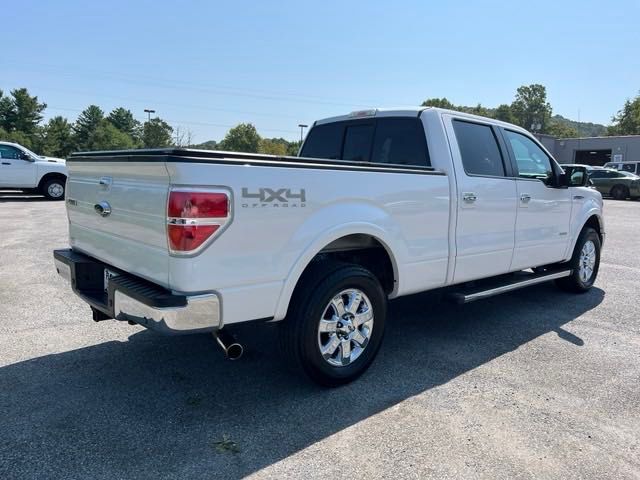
[1,60,416,108]
[24,84,304,121]
[45,106,299,134]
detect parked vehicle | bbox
[588,168,640,200]
[560,163,605,172]
[603,160,640,175]
[0,141,67,200]
[53,108,604,386]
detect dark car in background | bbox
[588,169,640,200]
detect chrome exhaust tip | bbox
[214,330,244,360]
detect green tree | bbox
[143,118,174,148]
[421,97,456,110]
[87,121,137,150]
[608,93,640,136]
[0,88,47,136]
[510,84,552,133]
[0,126,35,149]
[74,105,104,150]
[259,138,288,156]
[287,140,302,156]
[494,104,515,123]
[41,116,76,157]
[107,107,142,141]
[547,121,579,139]
[218,123,261,153]
[0,90,13,129]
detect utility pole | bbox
[298,124,308,143]
[144,109,156,122]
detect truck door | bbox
[0,145,36,187]
[445,117,518,283]
[500,129,571,270]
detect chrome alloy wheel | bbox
[579,240,597,283]
[317,288,374,367]
[48,182,64,198]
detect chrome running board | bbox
[449,269,572,304]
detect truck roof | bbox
[314,107,530,134]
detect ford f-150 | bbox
[53,107,604,385]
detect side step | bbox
[448,269,572,304]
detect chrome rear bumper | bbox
[53,248,221,335]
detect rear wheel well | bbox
[297,234,396,297]
[38,173,67,191]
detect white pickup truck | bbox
[0,141,68,199]
[53,108,604,386]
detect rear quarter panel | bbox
[165,161,450,324]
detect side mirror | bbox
[20,152,34,162]
[560,166,589,187]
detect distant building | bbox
[534,133,640,165]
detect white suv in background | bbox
[0,141,68,200]
[603,160,640,175]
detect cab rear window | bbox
[300,117,430,167]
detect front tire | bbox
[280,263,387,387]
[555,227,601,293]
[42,177,66,200]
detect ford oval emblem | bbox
[94,201,112,217]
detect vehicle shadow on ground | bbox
[0,285,604,479]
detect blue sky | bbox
[3,0,639,143]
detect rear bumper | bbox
[53,249,221,335]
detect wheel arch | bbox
[273,226,400,322]
[566,211,604,260]
[610,183,629,198]
[37,172,67,191]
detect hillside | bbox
[551,115,607,137]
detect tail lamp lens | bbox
[167,190,229,253]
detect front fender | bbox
[565,191,604,259]
[272,201,403,321]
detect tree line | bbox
[422,84,640,138]
[1,85,639,158]
[0,89,176,157]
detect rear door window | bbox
[453,120,506,177]
[342,123,374,161]
[371,118,430,166]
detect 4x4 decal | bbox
[241,188,306,208]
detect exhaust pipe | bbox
[214,329,244,360]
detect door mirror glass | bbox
[20,152,34,161]
[561,166,589,187]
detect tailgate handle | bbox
[94,201,112,217]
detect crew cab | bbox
[0,141,67,199]
[53,108,604,386]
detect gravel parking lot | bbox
[1,192,639,479]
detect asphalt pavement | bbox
[1,191,638,479]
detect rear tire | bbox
[610,184,629,200]
[280,262,387,387]
[42,177,66,200]
[555,227,601,293]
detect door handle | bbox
[1,162,10,165]
[520,193,531,203]
[462,192,477,203]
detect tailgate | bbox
[65,158,171,287]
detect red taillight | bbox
[167,189,230,254]
[168,191,228,218]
